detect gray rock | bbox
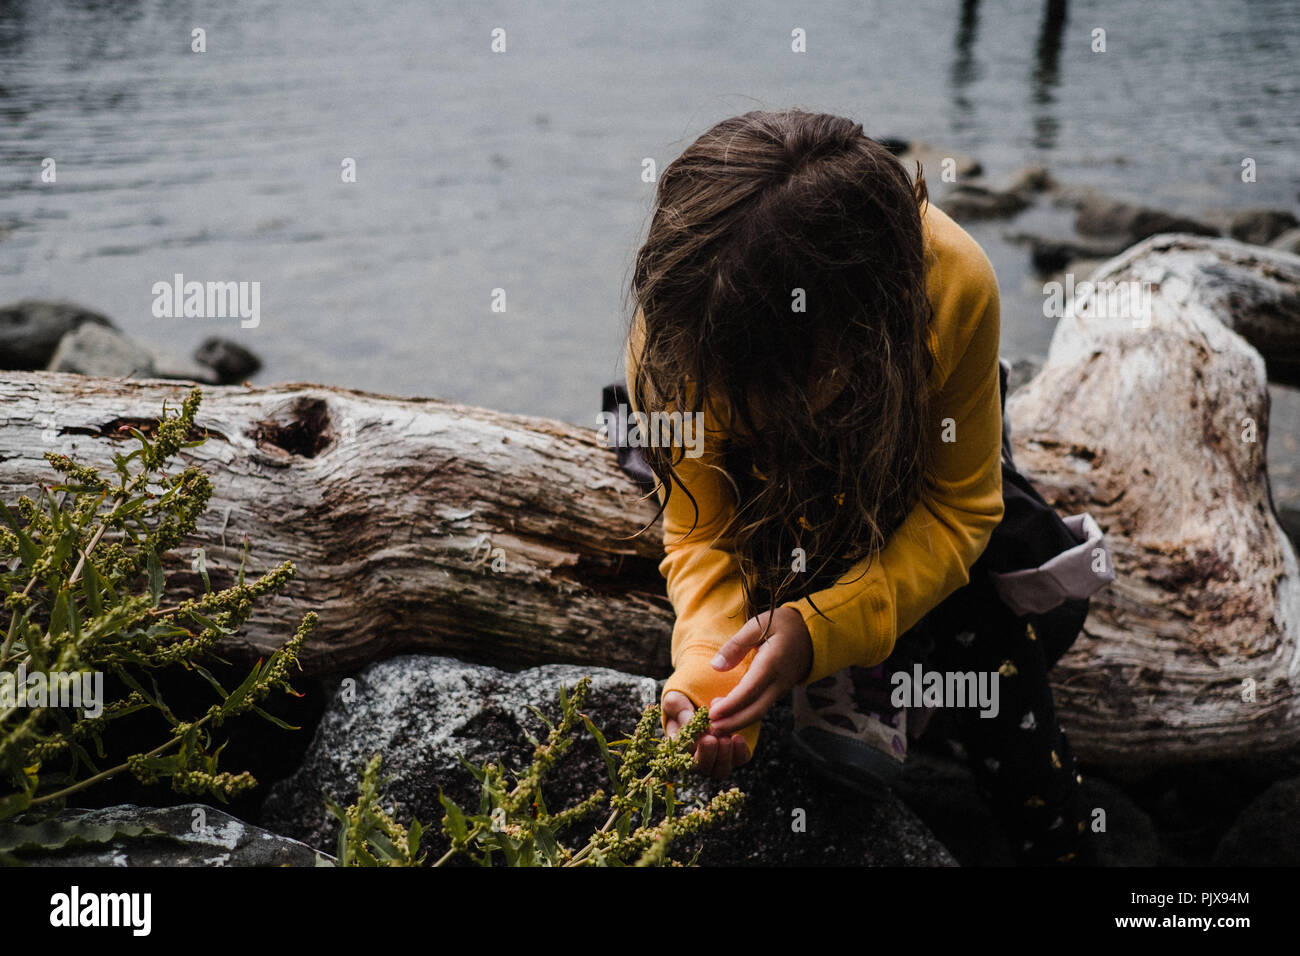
[47,324,220,383]
[194,336,262,383]
[262,655,957,866]
[1227,208,1299,246]
[894,140,982,180]
[682,703,958,866]
[263,656,662,855]
[1213,776,1300,865]
[940,184,1030,222]
[1006,355,1045,396]
[146,346,221,385]
[4,804,330,867]
[1269,226,1300,255]
[1005,164,1055,197]
[893,751,1017,866]
[1006,233,1129,274]
[1074,193,1220,243]
[936,167,1055,225]
[1081,777,1161,866]
[0,300,114,370]
[48,323,155,378]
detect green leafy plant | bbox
[0,388,315,823]
[328,678,744,867]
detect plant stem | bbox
[0,572,40,667]
[29,734,181,807]
[66,522,108,589]
[431,822,487,867]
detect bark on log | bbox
[1008,234,1300,765]
[0,373,673,676]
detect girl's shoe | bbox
[790,665,907,795]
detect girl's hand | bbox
[708,607,813,737]
[662,690,750,779]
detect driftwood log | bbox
[0,373,672,675]
[1009,234,1300,764]
[2,234,1298,765]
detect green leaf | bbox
[534,824,560,866]
[50,530,75,571]
[128,427,153,457]
[48,589,71,637]
[146,550,163,605]
[438,792,469,841]
[366,829,401,861]
[524,704,554,732]
[494,832,519,866]
[582,715,621,791]
[456,752,486,783]
[111,667,168,722]
[110,496,148,520]
[352,844,380,867]
[220,661,263,715]
[0,501,39,568]
[323,796,349,860]
[250,704,300,731]
[407,818,424,858]
[189,663,230,699]
[185,610,237,635]
[82,558,103,616]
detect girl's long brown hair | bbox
[628,109,935,625]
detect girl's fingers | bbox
[710,736,734,778]
[712,613,772,671]
[694,733,717,775]
[711,685,783,737]
[708,654,775,727]
[731,734,751,768]
[711,735,751,779]
[662,691,694,739]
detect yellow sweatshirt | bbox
[624,202,1005,753]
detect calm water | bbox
[2,0,1298,423]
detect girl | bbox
[624,110,1094,864]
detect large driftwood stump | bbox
[0,373,671,675]
[1008,234,1300,765]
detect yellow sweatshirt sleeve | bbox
[783,206,1006,684]
[624,319,764,754]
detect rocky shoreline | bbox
[4,143,1300,867]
